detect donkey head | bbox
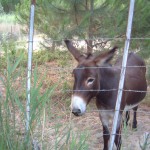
[65,40,117,116]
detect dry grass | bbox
[0,23,21,35]
[0,40,150,149]
[0,14,21,36]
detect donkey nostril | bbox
[77,109,81,113]
[72,109,81,116]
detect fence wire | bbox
[1,52,149,149]
[0,3,150,150]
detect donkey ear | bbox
[94,47,118,66]
[64,40,84,62]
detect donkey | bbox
[64,40,147,150]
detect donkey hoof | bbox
[132,121,137,129]
[132,125,137,130]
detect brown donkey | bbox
[65,40,147,150]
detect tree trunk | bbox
[86,0,94,54]
[86,39,93,54]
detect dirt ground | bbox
[33,61,150,150]
[35,61,150,150]
[0,60,150,150]
[82,104,150,150]
[50,102,150,150]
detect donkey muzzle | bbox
[71,95,86,116]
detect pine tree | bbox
[16,0,150,56]
[103,0,150,58]
[17,0,110,52]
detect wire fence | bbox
[0,54,150,149]
[0,0,150,150]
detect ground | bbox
[0,21,150,149]
[29,62,150,149]
[0,59,150,150]
[43,99,150,150]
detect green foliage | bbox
[0,2,4,13]
[33,50,71,66]
[139,133,150,150]
[16,0,108,52]
[0,42,26,149]
[16,0,120,39]
[67,130,89,150]
[0,38,27,70]
[15,0,30,26]
[0,48,71,70]
[0,37,72,71]
[103,0,150,58]
[0,0,20,13]
[16,0,94,39]
[47,124,89,150]
[16,0,150,53]
[0,38,57,149]
[0,39,89,149]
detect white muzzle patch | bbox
[71,95,86,115]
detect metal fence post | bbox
[26,0,36,132]
[109,0,135,150]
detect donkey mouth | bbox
[72,112,80,116]
[72,111,82,116]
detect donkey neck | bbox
[95,66,120,109]
[99,66,120,90]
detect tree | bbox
[0,2,4,13]
[1,0,20,13]
[103,0,150,58]
[16,0,150,56]
[17,0,114,52]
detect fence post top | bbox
[31,0,36,5]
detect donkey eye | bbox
[87,77,95,86]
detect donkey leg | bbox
[103,125,110,150]
[125,111,130,126]
[132,106,138,129]
[114,113,122,150]
[114,126,122,150]
[99,111,110,150]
